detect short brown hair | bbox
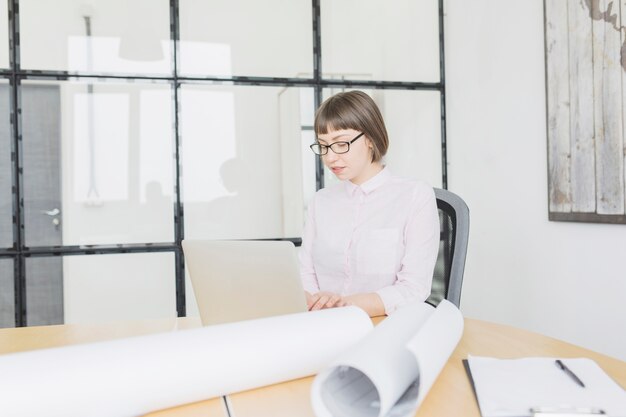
[314,91,389,162]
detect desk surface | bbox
[0,316,624,417]
[225,318,626,417]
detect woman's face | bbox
[317,128,378,185]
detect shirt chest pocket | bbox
[356,228,399,275]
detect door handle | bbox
[41,208,60,216]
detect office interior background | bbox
[0,0,625,362]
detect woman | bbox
[300,91,440,317]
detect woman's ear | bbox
[366,138,376,162]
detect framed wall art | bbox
[545,0,626,224]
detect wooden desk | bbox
[0,317,624,417]
[0,317,201,354]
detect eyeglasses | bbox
[310,132,365,155]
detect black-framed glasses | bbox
[310,132,365,155]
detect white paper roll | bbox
[407,299,464,408]
[0,306,372,417]
[311,300,464,417]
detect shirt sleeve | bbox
[376,184,440,314]
[299,196,320,294]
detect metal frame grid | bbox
[1,0,447,327]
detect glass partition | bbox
[179,0,313,78]
[0,258,13,328]
[321,0,440,82]
[21,80,175,246]
[20,0,171,74]
[0,1,8,68]
[25,256,63,326]
[180,84,315,239]
[26,252,176,325]
[0,81,12,248]
[5,1,444,327]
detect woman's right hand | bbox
[306,291,347,311]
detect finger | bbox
[337,298,350,307]
[326,295,342,308]
[312,295,330,311]
[324,295,337,308]
[313,297,328,310]
[307,294,321,310]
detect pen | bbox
[555,359,586,388]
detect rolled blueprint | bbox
[0,306,372,417]
[311,300,464,417]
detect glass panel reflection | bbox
[181,85,314,239]
[179,0,313,78]
[20,0,170,74]
[21,80,175,246]
[321,0,440,82]
[63,252,176,323]
[321,89,442,188]
[0,258,14,328]
[26,256,63,326]
[27,252,176,325]
[0,1,8,68]
[0,82,12,248]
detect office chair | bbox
[426,188,470,308]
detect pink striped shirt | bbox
[299,168,440,314]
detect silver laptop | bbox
[182,239,308,326]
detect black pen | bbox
[555,359,586,388]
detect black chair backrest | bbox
[426,188,470,308]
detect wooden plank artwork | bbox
[545,0,626,223]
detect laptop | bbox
[182,239,308,326]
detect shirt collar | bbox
[344,166,391,197]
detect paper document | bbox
[311,300,464,417]
[466,356,626,417]
[0,306,372,417]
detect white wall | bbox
[446,0,626,361]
